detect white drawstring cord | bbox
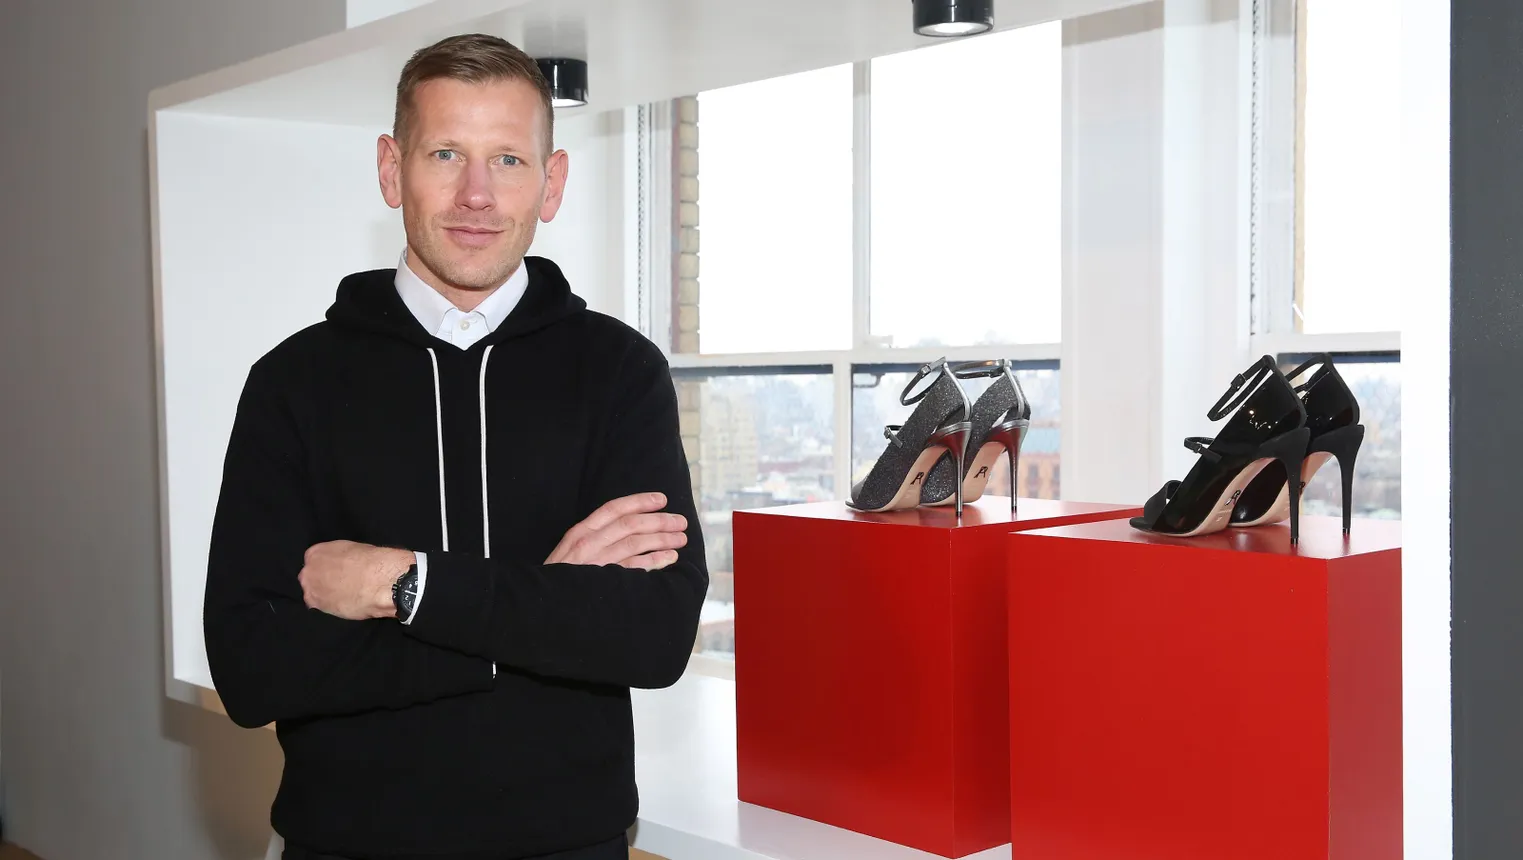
[479,345,494,559]
[426,348,449,552]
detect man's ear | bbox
[539,149,570,223]
[378,134,404,209]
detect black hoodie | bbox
[203,257,708,858]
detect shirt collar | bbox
[394,248,529,336]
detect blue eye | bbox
[498,155,520,166]
[434,150,457,161]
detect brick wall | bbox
[673,95,704,537]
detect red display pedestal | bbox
[733,497,1140,858]
[1007,516,1402,860]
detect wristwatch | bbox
[392,564,419,623]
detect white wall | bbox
[532,109,629,318]
[1398,0,1452,854]
[1061,0,1247,506]
[0,3,346,858]
[347,0,435,28]
[1061,3,1166,505]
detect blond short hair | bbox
[393,33,553,157]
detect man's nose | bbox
[456,160,494,210]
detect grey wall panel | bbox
[0,1,344,857]
[1452,0,1523,855]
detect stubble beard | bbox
[406,210,539,293]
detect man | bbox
[203,33,707,860]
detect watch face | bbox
[394,567,419,620]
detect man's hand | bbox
[300,540,414,620]
[545,492,688,571]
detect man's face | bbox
[378,77,568,294]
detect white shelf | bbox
[631,674,1011,860]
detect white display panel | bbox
[152,113,399,695]
[1397,0,1452,854]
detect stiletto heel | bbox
[1227,354,1364,532]
[929,421,974,517]
[1289,459,1302,546]
[848,359,973,513]
[1008,438,1018,513]
[984,419,1028,515]
[920,359,1032,513]
[1339,440,1354,535]
[1131,356,1308,542]
[1259,426,1312,545]
[1310,422,1365,535]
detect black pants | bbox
[282,833,628,860]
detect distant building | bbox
[700,386,760,503]
[962,423,1061,500]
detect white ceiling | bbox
[152,0,1147,125]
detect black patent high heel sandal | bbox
[1228,354,1365,535]
[848,359,975,517]
[919,359,1031,515]
[1129,355,1311,544]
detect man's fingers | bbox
[547,494,683,566]
[604,530,686,564]
[579,492,668,533]
[618,550,681,571]
[593,511,686,549]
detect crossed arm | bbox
[297,492,689,624]
[203,349,707,730]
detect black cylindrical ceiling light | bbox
[913,0,994,37]
[536,57,588,108]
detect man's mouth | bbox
[445,226,502,248]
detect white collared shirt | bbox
[393,248,527,632]
[394,247,529,349]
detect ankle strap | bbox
[1207,355,1279,421]
[899,358,950,406]
[1282,353,1336,394]
[949,358,1009,379]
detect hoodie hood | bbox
[325,255,587,348]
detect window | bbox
[648,26,1065,666]
[870,24,1062,347]
[693,66,854,353]
[1296,0,1402,335]
[677,370,835,660]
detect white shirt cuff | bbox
[403,552,491,678]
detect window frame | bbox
[635,59,1065,502]
[1249,0,1401,357]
